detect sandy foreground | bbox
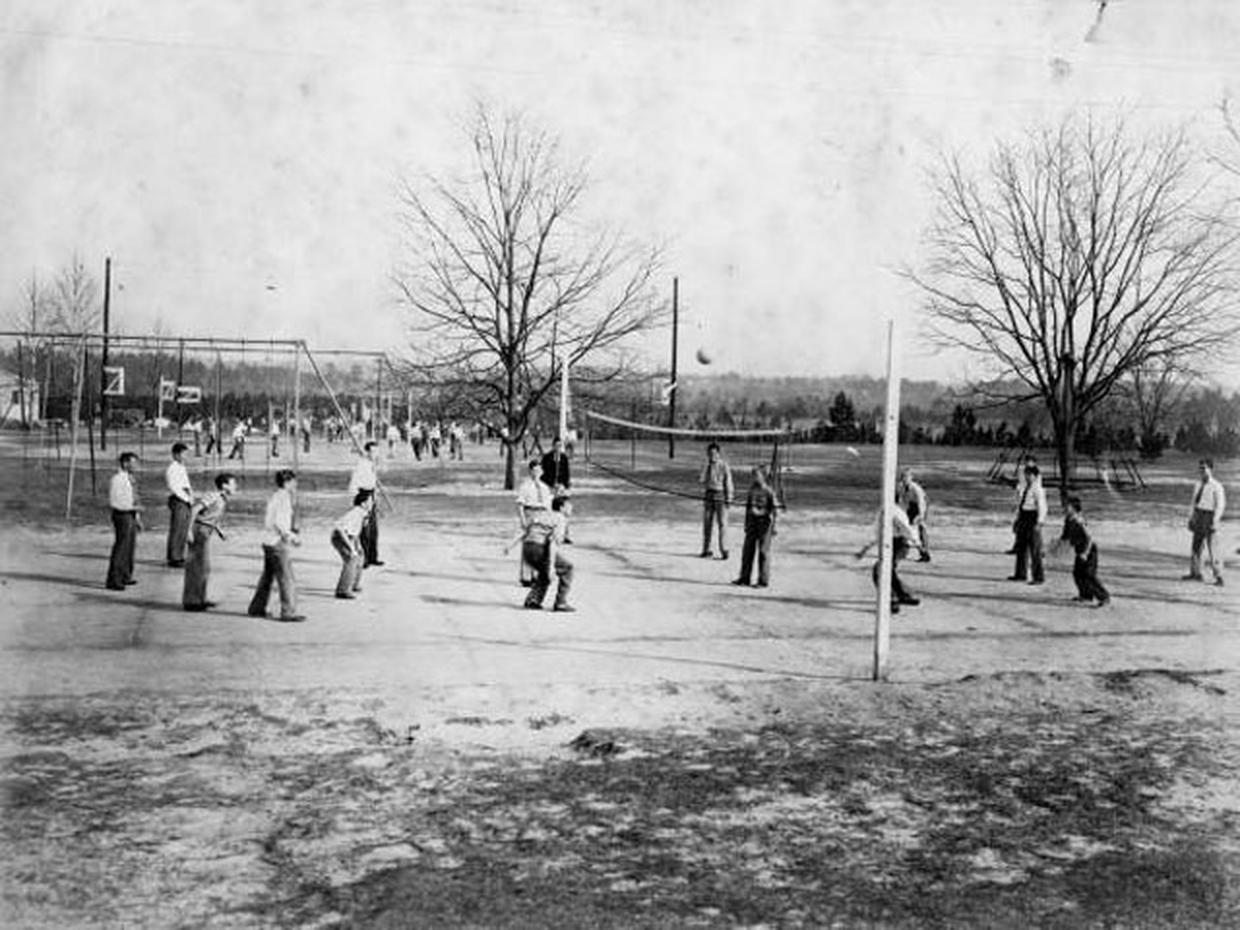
[2,485,1239,927]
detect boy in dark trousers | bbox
[1055,494,1110,607]
[732,465,780,588]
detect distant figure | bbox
[227,418,248,460]
[515,458,553,586]
[521,495,575,612]
[856,500,923,614]
[411,420,426,460]
[1184,458,1225,586]
[165,442,193,567]
[349,441,383,567]
[1054,494,1110,607]
[301,414,312,454]
[699,442,734,559]
[331,491,372,600]
[183,472,236,611]
[203,416,219,456]
[732,465,780,588]
[386,421,401,454]
[105,452,143,590]
[269,417,281,457]
[540,436,573,543]
[429,421,442,458]
[247,469,304,621]
[1009,461,1047,585]
[896,467,931,562]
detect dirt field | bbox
[1,435,1238,927]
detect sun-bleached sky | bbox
[2,0,1238,383]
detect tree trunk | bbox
[1054,418,1076,507]
[504,438,517,491]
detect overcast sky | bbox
[2,0,1238,383]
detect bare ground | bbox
[1,441,1238,927]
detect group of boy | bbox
[101,439,1229,624]
[698,442,784,589]
[104,439,387,622]
[513,437,576,611]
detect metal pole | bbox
[668,276,678,459]
[292,345,301,473]
[65,337,87,521]
[214,350,223,466]
[374,357,382,442]
[85,344,97,494]
[873,319,901,682]
[301,342,392,511]
[99,257,111,452]
[176,338,185,437]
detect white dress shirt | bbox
[262,488,295,547]
[349,458,378,494]
[165,460,192,503]
[1192,477,1226,525]
[109,471,137,511]
[1016,478,1048,524]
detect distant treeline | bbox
[5,346,1238,457]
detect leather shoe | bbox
[731,578,749,586]
[124,579,138,586]
[1181,573,1203,581]
[247,610,266,618]
[335,593,356,599]
[524,601,543,610]
[553,604,576,613]
[275,614,307,622]
[183,604,209,612]
[1006,575,1026,582]
[898,596,920,606]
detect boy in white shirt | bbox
[247,469,304,621]
[332,491,372,599]
[105,452,143,590]
[1185,458,1226,586]
[165,442,193,567]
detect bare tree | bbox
[394,105,665,488]
[1126,357,1195,457]
[910,114,1240,496]
[8,272,52,425]
[51,253,101,334]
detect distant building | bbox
[0,366,40,426]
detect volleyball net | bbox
[580,408,795,503]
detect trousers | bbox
[360,507,380,565]
[738,517,773,585]
[248,543,297,618]
[702,492,728,555]
[522,540,573,608]
[1189,509,1224,581]
[1012,511,1045,582]
[871,539,914,604]
[106,510,138,589]
[182,523,215,608]
[167,496,192,564]
[1073,544,1110,603]
[331,529,363,596]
